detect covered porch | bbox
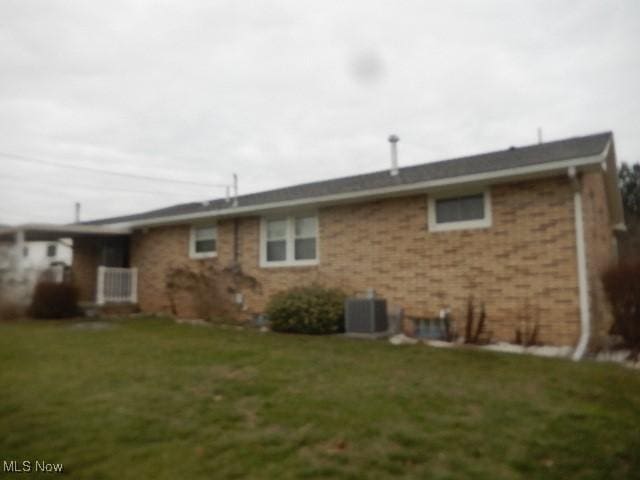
[0,223,137,306]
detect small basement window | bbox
[261,214,318,267]
[189,224,217,258]
[428,190,492,231]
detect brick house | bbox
[8,132,623,354]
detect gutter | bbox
[0,223,130,237]
[106,150,610,229]
[568,166,591,361]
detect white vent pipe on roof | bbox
[233,173,239,207]
[388,134,399,176]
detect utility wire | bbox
[0,175,217,198]
[0,151,230,189]
[0,171,220,196]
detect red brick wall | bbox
[126,175,602,345]
[130,225,202,315]
[581,170,616,343]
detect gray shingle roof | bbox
[84,131,611,226]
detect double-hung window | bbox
[294,216,317,260]
[428,190,492,231]
[189,224,217,258]
[261,215,318,266]
[265,219,287,262]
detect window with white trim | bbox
[266,218,287,262]
[189,224,217,258]
[428,190,492,231]
[261,215,318,266]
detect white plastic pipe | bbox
[388,135,399,176]
[96,265,105,305]
[233,173,239,207]
[569,167,591,361]
[14,228,25,280]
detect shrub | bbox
[602,260,640,360]
[463,296,489,344]
[515,323,540,347]
[0,300,24,321]
[28,282,80,319]
[266,285,346,334]
[514,300,541,347]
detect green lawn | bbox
[1,318,639,479]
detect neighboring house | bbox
[0,132,625,354]
[0,238,72,277]
[0,233,72,303]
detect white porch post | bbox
[130,267,138,304]
[96,266,106,305]
[14,228,25,281]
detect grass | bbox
[1,317,639,479]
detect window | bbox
[428,190,491,231]
[46,243,57,258]
[261,215,318,266]
[189,224,217,258]
[266,219,287,262]
[294,216,317,260]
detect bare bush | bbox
[463,296,489,345]
[602,259,640,360]
[165,262,260,321]
[514,300,541,347]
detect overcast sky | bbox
[1,0,638,225]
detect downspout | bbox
[568,166,590,361]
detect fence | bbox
[96,266,138,304]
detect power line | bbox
[0,175,220,196]
[0,174,218,198]
[0,151,230,189]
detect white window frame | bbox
[189,224,217,259]
[260,214,319,267]
[428,189,492,232]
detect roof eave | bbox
[600,139,627,230]
[0,223,131,242]
[103,150,610,230]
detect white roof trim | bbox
[0,223,131,237]
[106,148,610,229]
[601,140,626,228]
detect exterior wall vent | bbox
[345,298,388,333]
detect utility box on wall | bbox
[345,298,388,334]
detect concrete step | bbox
[79,302,140,317]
